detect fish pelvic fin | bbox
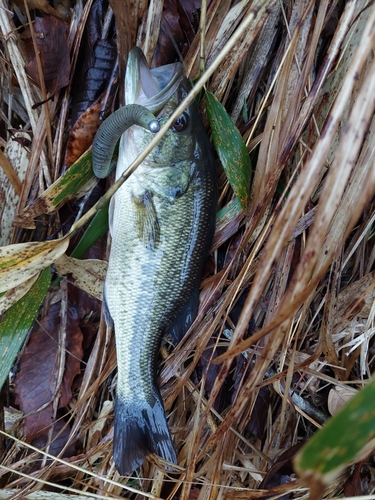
[113,390,177,475]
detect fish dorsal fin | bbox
[132,190,160,250]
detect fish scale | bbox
[108,157,215,386]
[93,47,217,475]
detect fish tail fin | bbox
[113,390,177,475]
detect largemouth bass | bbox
[92,47,217,475]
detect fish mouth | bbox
[125,47,184,114]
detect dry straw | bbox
[1,0,375,499]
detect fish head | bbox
[122,48,203,171]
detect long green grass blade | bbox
[205,89,251,209]
[16,150,94,227]
[52,150,94,207]
[15,147,117,226]
[0,267,51,390]
[216,197,242,222]
[294,378,375,485]
[71,202,109,259]
[45,146,117,210]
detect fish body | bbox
[102,48,217,475]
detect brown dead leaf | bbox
[13,0,65,19]
[151,0,200,66]
[327,385,357,416]
[260,443,304,490]
[244,386,271,438]
[69,0,117,124]
[336,271,375,328]
[24,15,70,96]
[64,96,107,168]
[187,488,200,500]
[32,416,75,458]
[14,300,83,442]
[343,462,368,497]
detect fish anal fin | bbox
[114,389,177,475]
[166,288,200,345]
[132,190,160,250]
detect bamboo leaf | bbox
[0,238,69,293]
[70,202,109,259]
[14,145,119,230]
[205,89,251,209]
[294,378,375,487]
[13,149,97,229]
[0,267,50,391]
[0,275,39,315]
[55,254,106,300]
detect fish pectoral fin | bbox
[114,389,177,475]
[108,197,115,236]
[132,190,160,250]
[166,288,200,345]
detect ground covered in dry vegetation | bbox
[0,0,375,498]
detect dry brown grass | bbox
[1,0,375,498]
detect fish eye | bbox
[173,112,189,132]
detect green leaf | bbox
[205,89,251,209]
[14,146,117,227]
[294,378,375,486]
[14,149,94,228]
[50,203,109,287]
[216,197,242,223]
[0,267,51,390]
[71,202,109,259]
[52,150,95,207]
[46,144,117,210]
